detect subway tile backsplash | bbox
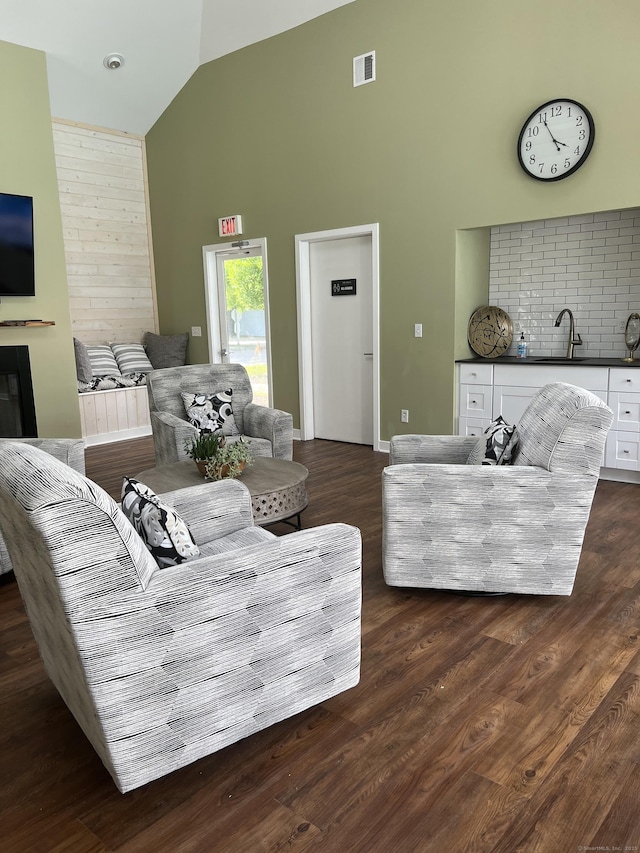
[488,208,640,358]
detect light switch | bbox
[191,326,202,337]
[414,323,422,338]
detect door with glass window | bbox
[203,239,271,407]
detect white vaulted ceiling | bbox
[0,0,355,135]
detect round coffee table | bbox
[135,457,309,528]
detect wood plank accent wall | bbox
[52,120,158,345]
[79,386,151,446]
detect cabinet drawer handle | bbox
[627,379,632,383]
[623,449,630,454]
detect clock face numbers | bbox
[517,99,595,181]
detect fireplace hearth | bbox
[0,346,37,437]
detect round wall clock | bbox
[467,306,513,359]
[517,98,595,182]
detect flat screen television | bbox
[0,192,35,297]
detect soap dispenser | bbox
[517,332,528,359]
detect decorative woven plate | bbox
[467,306,513,358]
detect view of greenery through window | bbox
[223,256,268,406]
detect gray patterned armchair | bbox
[0,441,361,793]
[382,382,613,596]
[146,363,293,465]
[0,438,85,577]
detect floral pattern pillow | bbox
[467,416,519,466]
[181,389,240,436]
[121,477,200,568]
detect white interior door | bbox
[309,235,373,444]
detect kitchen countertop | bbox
[456,356,640,367]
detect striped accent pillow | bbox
[110,342,154,375]
[85,345,121,378]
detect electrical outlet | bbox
[619,319,626,332]
[191,326,202,337]
[401,409,409,423]
[414,323,422,338]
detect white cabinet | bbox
[605,369,640,470]
[456,361,639,479]
[492,384,538,425]
[605,430,640,469]
[457,363,493,436]
[609,368,640,394]
[609,391,640,431]
[491,364,609,425]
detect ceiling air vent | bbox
[353,51,376,87]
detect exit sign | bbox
[218,215,243,237]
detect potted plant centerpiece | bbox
[184,430,226,477]
[205,435,253,481]
[184,431,252,480]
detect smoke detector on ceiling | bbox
[103,53,125,70]
[353,51,375,87]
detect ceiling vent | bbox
[353,51,376,87]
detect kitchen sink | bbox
[531,357,590,363]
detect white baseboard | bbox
[599,466,640,484]
[83,426,152,446]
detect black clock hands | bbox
[542,119,560,149]
[543,119,568,151]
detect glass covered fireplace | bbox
[0,345,37,437]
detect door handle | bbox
[220,348,227,358]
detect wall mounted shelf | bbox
[0,320,55,327]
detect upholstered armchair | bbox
[0,441,362,793]
[382,382,613,596]
[146,363,293,465]
[0,438,85,577]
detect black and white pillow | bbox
[121,477,200,568]
[467,416,519,466]
[79,373,148,392]
[181,389,240,436]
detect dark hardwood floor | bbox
[2,437,640,852]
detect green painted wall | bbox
[0,40,80,437]
[146,0,640,440]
